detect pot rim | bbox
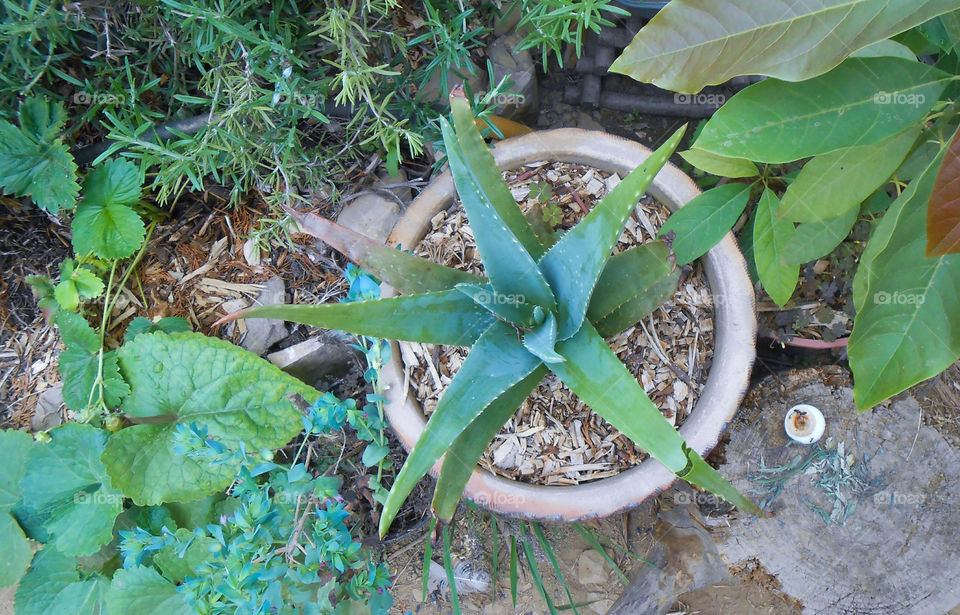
[381,128,756,521]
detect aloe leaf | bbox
[588,242,680,337]
[283,205,484,293]
[449,91,546,260]
[532,524,579,615]
[380,322,542,536]
[539,126,686,340]
[455,283,541,328]
[552,322,763,515]
[432,366,548,522]
[237,290,495,347]
[522,312,565,363]
[442,118,557,312]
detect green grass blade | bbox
[538,126,686,340]
[449,90,546,260]
[572,523,629,585]
[380,322,543,535]
[432,365,548,521]
[510,535,519,607]
[441,117,557,312]
[552,321,764,515]
[588,242,680,337]
[283,205,484,294]
[490,515,499,601]
[521,525,559,615]
[442,524,461,615]
[532,523,579,615]
[234,290,495,347]
[423,517,437,601]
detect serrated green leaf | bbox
[124,316,191,342]
[72,160,145,259]
[753,189,799,306]
[0,97,79,214]
[0,429,33,587]
[694,57,948,163]
[105,566,192,615]
[780,206,860,266]
[658,183,752,266]
[609,0,957,92]
[679,149,758,178]
[241,290,495,347]
[56,312,128,412]
[380,322,542,536]
[103,332,317,505]
[539,125,686,339]
[15,547,110,615]
[53,261,104,312]
[778,126,920,223]
[849,148,960,409]
[20,423,122,557]
[0,515,32,588]
[552,322,762,515]
[432,366,547,522]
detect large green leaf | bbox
[283,205,483,293]
[679,149,758,179]
[105,566,192,615]
[608,0,957,92]
[927,125,960,256]
[753,189,798,307]
[380,322,542,536]
[20,423,121,557]
[56,312,129,412]
[431,366,548,522]
[239,290,495,347]
[551,322,762,515]
[778,126,921,222]
[441,117,557,312]
[72,160,146,260]
[14,547,110,615]
[102,332,317,505]
[0,430,33,588]
[849,151,960,410]
[694,57,948,163]
[658,182,752,266]
[779,205,860,266]
[588,242,680,337]
[538,125,685,339]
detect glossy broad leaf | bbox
[56,312,128,412]
[658,182,751,266]
[779,205,860,266]
[694,57,948,163]
[283,205,483,293]
[849,151,960,410]
[72,160,145,260]
[105,566,192,615]
[14,547,110,615]
[539,125,685,339]
[851,39,920,60]
[379,321,542,536]
[0,430,33,588]
[927,125,960,255]
[679,149,758,179]
[551,322,762,515]
[588,242,680,337]
[431,366,548,522]
[778,126,921,222]
[441,117,556,312]
[20,423,122,557]
[753,189,798,307]
[239,290,495,347]
[609,0,957,92]
[102,332,317,504]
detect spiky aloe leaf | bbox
[441,117,557,312]
[522,311,564,363]
[449,89,546,260]
[431,366,548,522]
[538,126,686,340]
[588,242,681,337]
[283,205,483,293]
[551,321,763,515]
[455,283,541,328]
[232,290,494,347]
[380,322,543,536]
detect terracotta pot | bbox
[381,128,756,521]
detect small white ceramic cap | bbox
[784,404,825,444]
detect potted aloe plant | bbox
[229,89,761,535]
